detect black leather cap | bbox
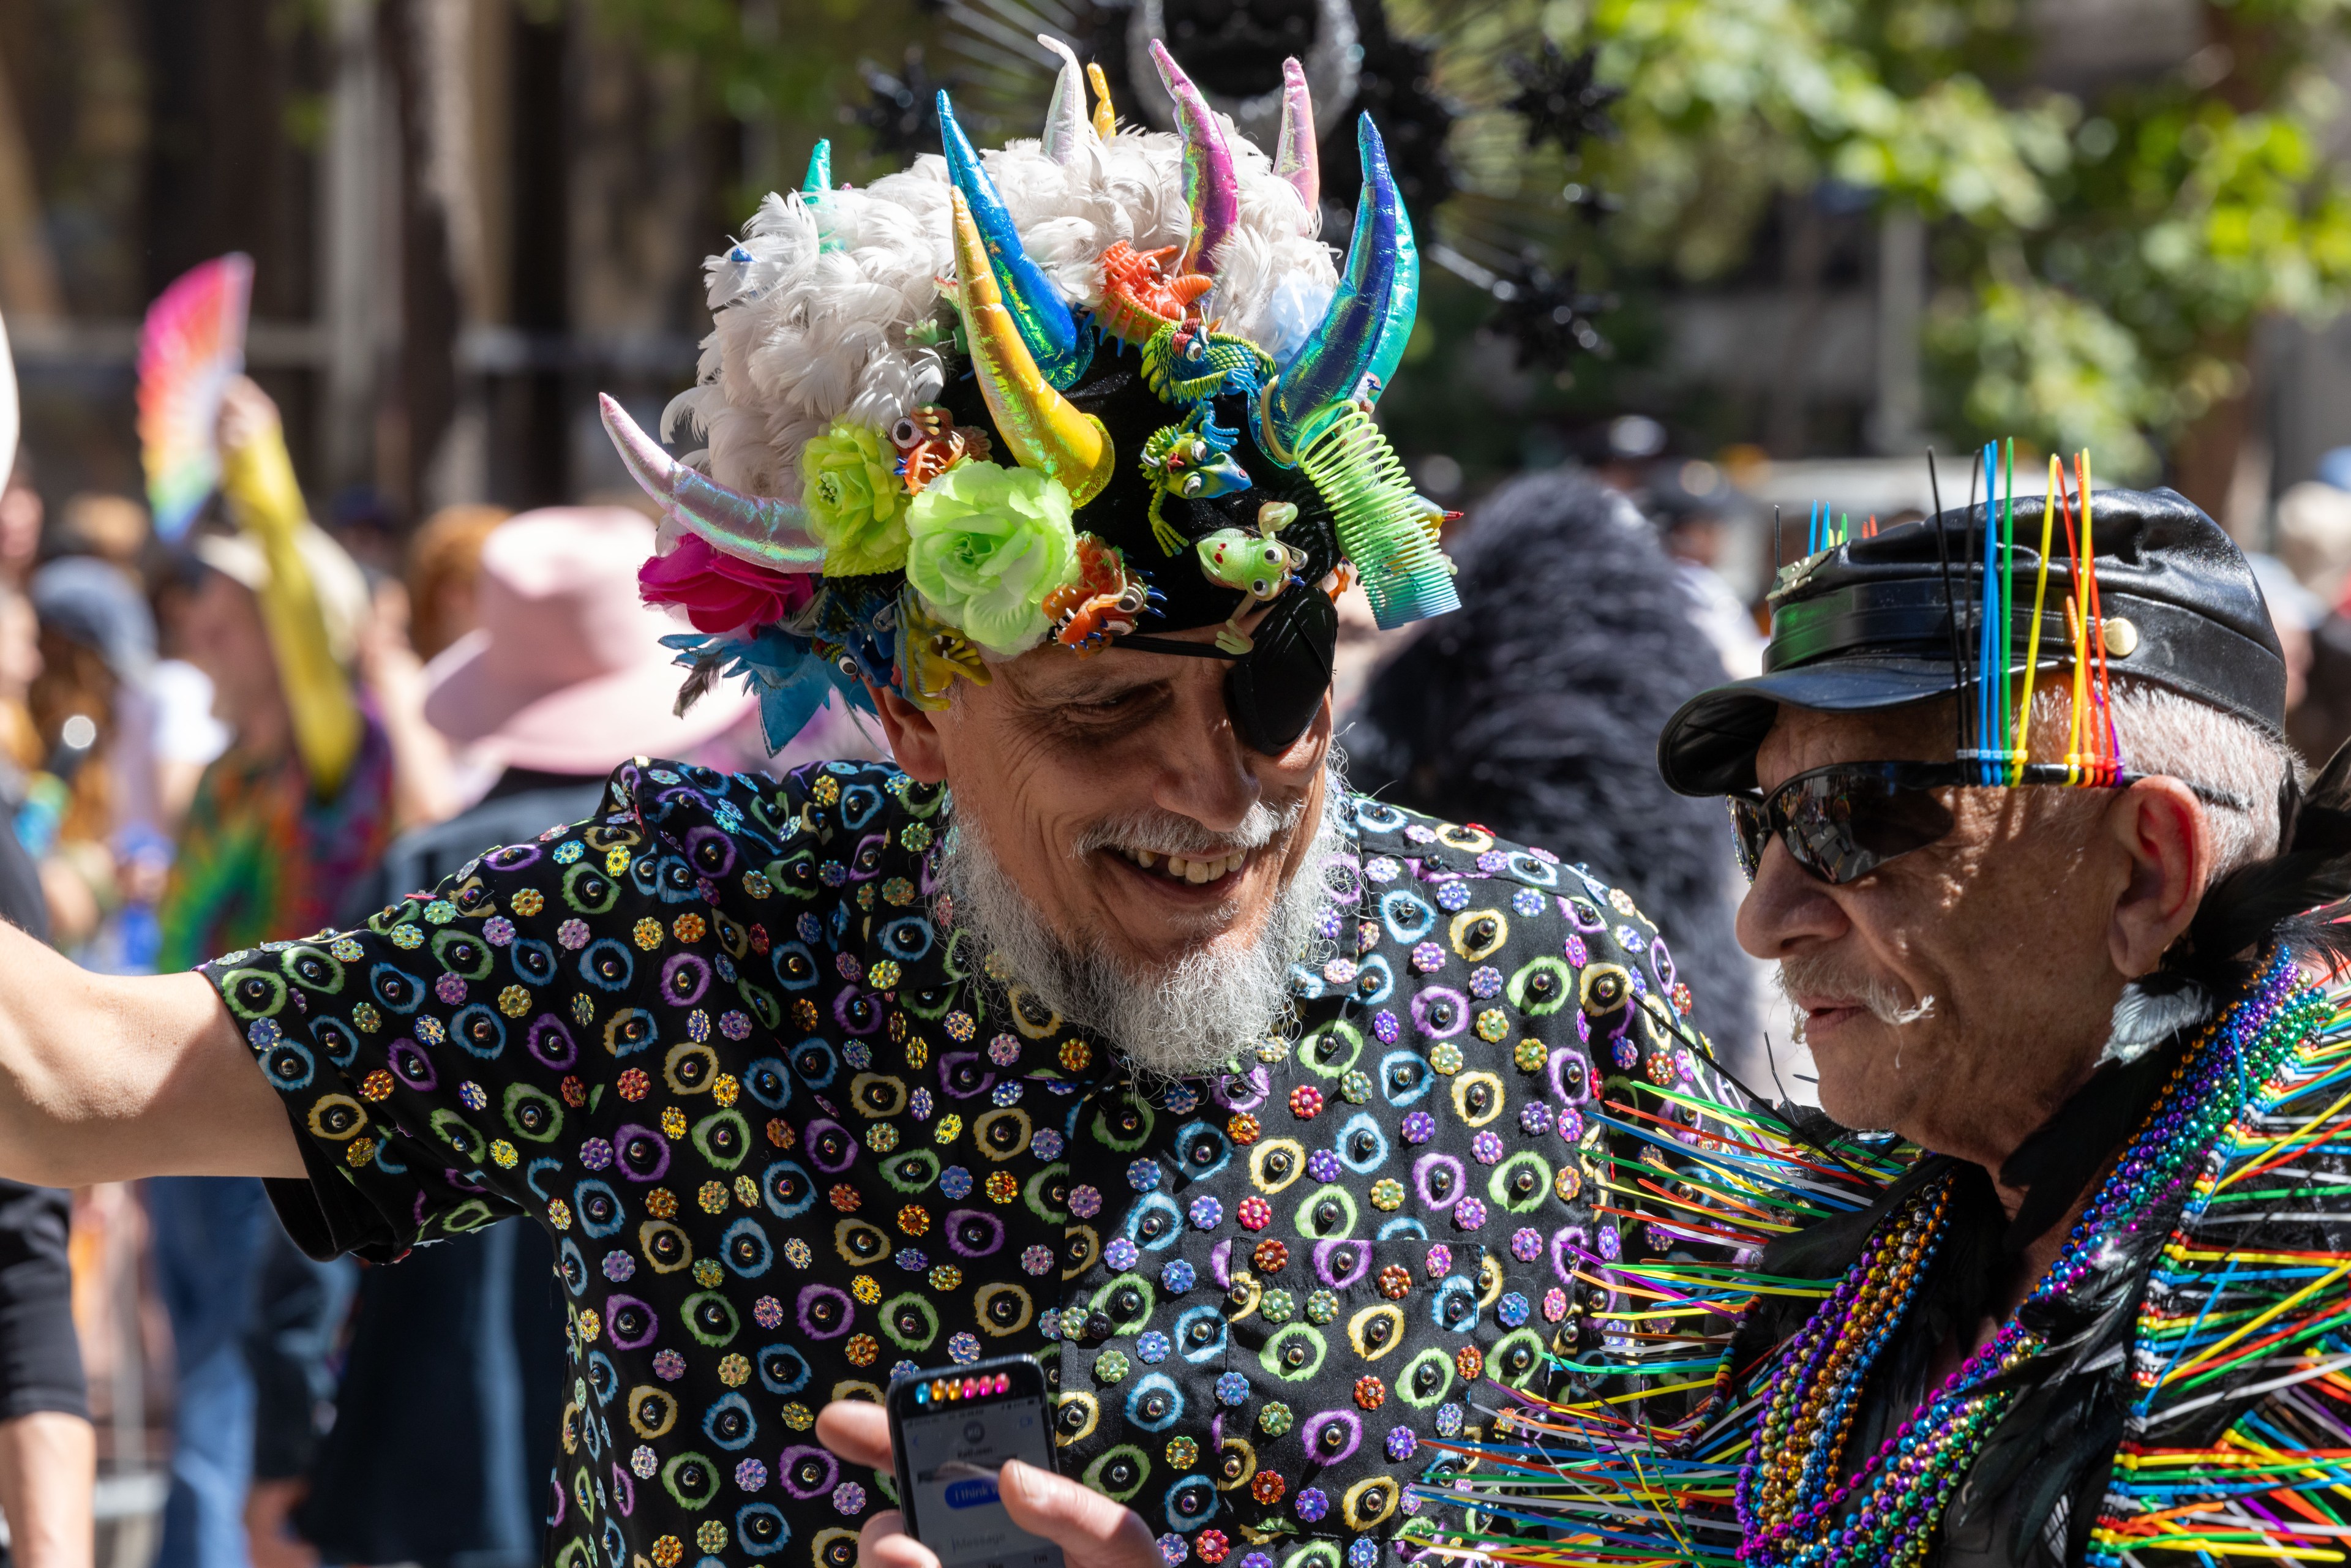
[1658,486,2288,795]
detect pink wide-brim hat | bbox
[422,506,754,774]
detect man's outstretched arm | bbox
[0,925,302,1185]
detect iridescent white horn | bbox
[1039,36,1096,167]
[1275,57,1319,230]
[598,394,825,573]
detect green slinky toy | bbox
[1300,403,1459,629]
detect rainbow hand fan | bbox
[138,253,252,540]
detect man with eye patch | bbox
[1487,485,2351,1567]
[0,81,1752,1568]
[0,613,1720,1568]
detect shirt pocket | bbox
[1219,1236,1496,1549]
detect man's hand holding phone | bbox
[814,1401,1163,1568]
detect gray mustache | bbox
[1775,953,1937,1027]
[1069,795,1308,861]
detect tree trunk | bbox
[384,0,470,521]
[2166,328,2255,535]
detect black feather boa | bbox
[1346,468,1757,1050]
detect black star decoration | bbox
[1503,41,1620,159]
[849,46,945,159]
[1487,261,1614,372]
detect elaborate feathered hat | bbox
[601,39,1456,749]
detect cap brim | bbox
[423,632,757,775]
[1658,657,2004,796]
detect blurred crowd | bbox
[0,379,2342,1568]
[0,377,882,1568]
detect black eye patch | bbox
[1119,582,1337,754]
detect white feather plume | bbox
[669,121,1343,499]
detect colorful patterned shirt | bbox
[201,758,1711,1568]
[162,718,397,971]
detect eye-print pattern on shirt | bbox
[202,760,1706,1568]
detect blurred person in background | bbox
[0,580,38,825]
[349,504,517,828]
[405,504,509,663]
[1347,467,1764,1075]
[2247,553,2322,719]
[1649,460,1769,680]
[24,556,169,967]
[296,508,751,1568]
[146,553,233,832]
[0,578,37,839]
[1592,411,1670,495]
[54,494,150,580]
[151,375,387,1568]
[2277,449,2351,609]
[0,467,38,591]
[2298,594,2351,773]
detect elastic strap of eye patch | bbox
[1114,637,1240,662]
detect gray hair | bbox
[2032,680,2294,877]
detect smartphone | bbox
[886,1354,1067,1568]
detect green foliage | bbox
[567,0,2351,484]
[1583,0,2064,276]
[579,0,926,209]
[1927,256,2169,478]
[1564,0,2351,477]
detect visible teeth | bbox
[1119,846,1247,882]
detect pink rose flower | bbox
[638,535,816,634]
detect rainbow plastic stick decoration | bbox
[2011,458,2061,782]
[1974,442,2000,781]
[2000,440,2015,774]
[138,253,252,541]
[2060,468,2088,783]
[2080,453,2123,779]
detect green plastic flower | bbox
[904,462,1079,658]
[800,419,910,576]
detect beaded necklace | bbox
[1731,953,2323,1568]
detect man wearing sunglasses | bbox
[1622,485,2351,1566]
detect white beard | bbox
[935,768,1351,1081]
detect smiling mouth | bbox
[1112,845,1254,887]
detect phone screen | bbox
[892,1361,1066,1568]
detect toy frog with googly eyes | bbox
[1196,501,1308,652]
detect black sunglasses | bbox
[1118,582,1338,754]
[1730,760,2252,887]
